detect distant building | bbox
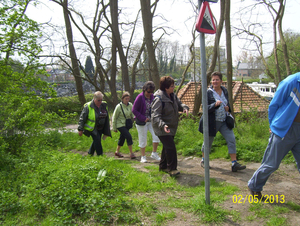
[236,62,265,78]
[39,68,75,82]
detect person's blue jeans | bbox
[201,121,236,154]
[248,122,300,192]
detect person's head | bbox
[93,91,103,107]
[211,71,222,81]
[121,91,130,105]
[159,76,175,92]
[143,81,155,98]
[211,71,222,89]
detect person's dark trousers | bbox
[117,127,133,146]
[158,135,177,171]
[89,129,103,156]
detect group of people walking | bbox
[78,76,188,176]
[78,72,300,198]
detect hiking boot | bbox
[169,170,180,177]
[248,187,265,201]
[140,156,147,163]
[150,152,161,161]
[200,160,211,169]
[232,162,246,172]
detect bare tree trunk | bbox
[272,11,281,84]
[225,0,233,113]
[62,0,86,105]
[206,0,226,80]
[176,40,195,96]
[192,0,225,115]
[130,41,146,95]
[110,0,130,93]
[140,0,160,88]
[277,0,291,76]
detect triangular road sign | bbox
[196,1,216,34]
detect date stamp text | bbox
[232,194,285,204]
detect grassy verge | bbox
[0,116,299,225]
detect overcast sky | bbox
[27,0,300,64]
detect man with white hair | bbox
[78,91,111,156]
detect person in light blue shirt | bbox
[198,71,246,172]
[248,72,300,200]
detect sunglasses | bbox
[146,90,154,94]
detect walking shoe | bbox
[200,160,211,169]
[140,155,147,163]
[232,161,246,172]
[115,152,124,158]
[248,187,265,201]
[130,153,136,159]
[150,152,161,161]
[169,170,180,177]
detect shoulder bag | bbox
[120,104,133,129]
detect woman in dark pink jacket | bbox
[132,81,161,163]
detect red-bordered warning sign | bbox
[196,1,216,34]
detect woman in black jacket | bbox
[198,72,246,172]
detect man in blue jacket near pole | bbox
[248,72,300,199]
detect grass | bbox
[1,115,300,225]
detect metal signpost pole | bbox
[198,0,210,205]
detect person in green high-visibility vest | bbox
[78,91,111,156]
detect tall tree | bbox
[225,0,233,112]
[84,55,94,79]
[140,0,160,88]
[51,0,86,105]
[232,0,290,85]
[0,0,57,152]
[206,0,225,79]
[109,0,131,94]
[264,0,290,81]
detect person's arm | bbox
[207,90,219,113]
[132,94,147,122]
[151,96,165,130]
[78,104,88,136]
[176,95,189,116]
[268,80,289,124]
[112,104,120,132]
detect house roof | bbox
[177,81,270,113]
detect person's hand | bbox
[164,125,170,133]
[215,100,222,107]
[78,130,83,136]
[145,118,150,122]
[269,128,272,133]
[183,109,189,116]
[224,106,229,112]
[114,130,118,133]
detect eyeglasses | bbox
[96,99,103,102]
[146,90,154,94]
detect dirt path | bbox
[66,124,300,225]
[72,147,300,225]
